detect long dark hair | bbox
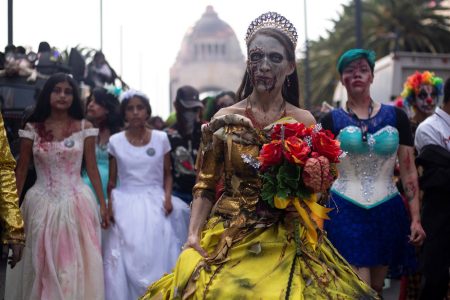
[27,73,84,123]
[87,87,123,134]
[120,91,152,121]
[236,28,300,107]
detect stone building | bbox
[169,6,245,107]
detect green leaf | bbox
[260,172,276,207]
[276,162,301,197]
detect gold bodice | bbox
[193,114,275,218]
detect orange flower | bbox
[312,130,341,163]
[302,156,335,192]
[258,140,283,170]
[283,136,311,165]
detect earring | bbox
[286,77,291,87]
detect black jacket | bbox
[416,144,450,194]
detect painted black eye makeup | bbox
[249,51,263,62]
[268,52,283,63]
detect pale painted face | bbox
[247,34,294,93]
[415,84,438,114]
[50,81,74,112]
[340,58,373,96]
[86,96,109,122]
[125,97,149,127]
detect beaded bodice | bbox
[329,105,400,208]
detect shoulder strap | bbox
[81,119,85,130]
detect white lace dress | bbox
[5,122,104,300]
[103,130,189,300]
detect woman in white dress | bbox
[5,73,109,300]
[103,90,189,300]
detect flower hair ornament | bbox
[401,71,443,104]
[119,89,149,103]
[245,12,298,47]
[104,83,123,98]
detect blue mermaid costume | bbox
[321,104,415,273]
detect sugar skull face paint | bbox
[247,34,293,93]
[415,84,438,114]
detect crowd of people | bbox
[0,10,448,300]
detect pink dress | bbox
[5,122,104,300]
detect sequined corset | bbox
[331,125,399,208]
[329,105,400,208]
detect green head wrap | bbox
[337,49,376,75]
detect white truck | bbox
[332,51,450,105]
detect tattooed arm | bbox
[398,145,426,246]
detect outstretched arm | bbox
[107,155,118,223]
[398,145,426,246]
[0,116,26,267]
[183,124,224,257]
[163,153,173,216]
[84,133,109,229]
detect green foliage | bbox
[260,167,277,207]
[298,0,450,106]
[260,162,305,207]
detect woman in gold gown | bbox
[141,12,378,300]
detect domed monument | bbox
[169,6,245,102]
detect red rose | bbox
[258,140,283,170]
[311,130,341,163]
[300,125,314,138]
[271,123,306,140]
[283,136,311,165]
[302,156,335,192]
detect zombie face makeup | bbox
[415,84,437,114]
[340,58,373,96]
[247,34,293,93]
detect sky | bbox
[1,0,350,118]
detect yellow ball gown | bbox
[141,114,378,300]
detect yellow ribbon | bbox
[274,194,332,250]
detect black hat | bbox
[175,86,203,109]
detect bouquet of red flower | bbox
[258,122,342,248]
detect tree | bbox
[298,0,450,106]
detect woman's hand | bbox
[409,220,426,246]
[100,204,110,229]
[2,243,24,269]
[108,202,115,224]
[164,197,173,216]
[183,234,208,258]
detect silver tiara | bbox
[245,12,298,48]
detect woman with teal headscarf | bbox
[320,49,426,297]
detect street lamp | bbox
[8,0,13,45]
[355,0,362,48]
[100,0,103,50]
[304,0,311,110]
